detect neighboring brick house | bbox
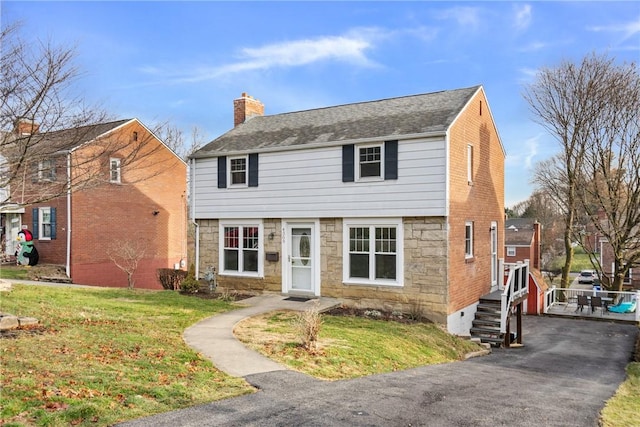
[505,218,541,270]
[190,87,505,335]
[1,119,187,288]
[600,239,639,290]
[505,218,546,314]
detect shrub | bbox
[294,303,323,352]
[157,268,187,290]
[180,264,200,294]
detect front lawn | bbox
[0,285,253,426]
[234,310,485,380]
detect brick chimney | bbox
[15,118,40,136]
[533,221,542,270]
[233,93,264,127]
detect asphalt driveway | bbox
[117,316,637,427]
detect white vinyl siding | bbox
[193,137,447,219]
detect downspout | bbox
[190,157,199,279]
[65,152,71,277]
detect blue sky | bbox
[3,1,639,206]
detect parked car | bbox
[578,270,597,285]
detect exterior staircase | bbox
[470,295,505,347]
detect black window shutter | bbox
[342,144,355,182]
[32,208,39,239]
[50,208,57,239]
[248,153,259,187]
[217,156,227,188]
[385,140,398,180]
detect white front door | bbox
[284,222,319,295]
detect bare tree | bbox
[107,239,147,289]
[1,24,173,205]
[523,53,631,289]
[575,59,640,291]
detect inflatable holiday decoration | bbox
[15,229,39,266]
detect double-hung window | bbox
[32,207,56,240]
[219,222,263,276]
[506,246,516,257]
[110,158,121,183]
[358,145,382,179]
[343,218,403,286]
[465,221,474,259]
[229,156,247,186]
[38,159,56,181]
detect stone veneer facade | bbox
[198,216,449,324]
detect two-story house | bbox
[190,87,505,335]
[1,118,187,288]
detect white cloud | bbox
[435,6,482,30]
[588,16,640,41]
[506,135,540,170]
[140,29,389,85]
[513,4,532,31]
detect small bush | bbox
[180,264,199,294]
[294,303,323,352]
[157,268,187,290]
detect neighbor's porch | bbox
[544,287,639,324]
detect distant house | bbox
[1,119,187,288]
[600,239,639,290]
[505,218,541,270]
[190,87,506,335]
[505,218,546,314]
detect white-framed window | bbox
[39,207,52,240]
[229,156,248,186]
[343,218,403,287]
[357,144,383,180]
[110,158,121,183]
[38,159,56,181]
[219,221,263,277]
[465,221,474,259]
[507,246,516,257]
[467,144,474,184]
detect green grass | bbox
[0,265,29,280]
[549,249,596,273]
[235,310,485,380]
[0,285,253,426]
[600,362,640,427]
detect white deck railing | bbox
[499,260,529,334]
[544,287,640,323]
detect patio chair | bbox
[577,295,588,312]
[591,296,604,316]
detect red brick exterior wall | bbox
[505,246,533,266]
[447,88,505,314]
[69,121,187,289]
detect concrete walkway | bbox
[184,294,341,377]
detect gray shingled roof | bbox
[193,86,481,157]
[2,119,131,158]
[505,229,535,246]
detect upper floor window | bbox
[507,246,516,257]
[342,141,398,183]
[229,156,247,185]
[110,158,121,183]
[132,131,138,142]
[37,159,56,181]
[217,154,258,188]
[358,145,382,179]
[465,221,474,259]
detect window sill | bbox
[219,271,263,279]
[343,279,403,288]
[465,257,475,264]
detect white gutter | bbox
[65,152,71,277]
[190,157,199,279]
